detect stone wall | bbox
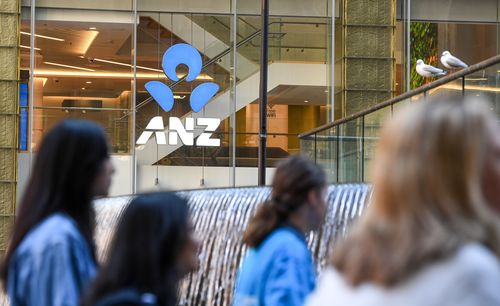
[342,0,395,115]
[0,0,19,256]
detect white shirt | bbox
[306,243,500,306]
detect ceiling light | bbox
[20,45,41,51]
[86,81,92,84]
[304,100,309,103]
[34,70,168,79]
[81,87,85,90]
[20,31,65,42]
[44,61,95,72]
[89,27,97,30]
[93,58,163,73]
[81,31,99,55]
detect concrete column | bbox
[0,0,19,256]
[342,0,395,115]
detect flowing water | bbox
[94,184,370,305]
[0,184,370,306]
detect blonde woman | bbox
[306,99,500,306]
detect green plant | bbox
[410,22,438,89]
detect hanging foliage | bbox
[410,22,438,89]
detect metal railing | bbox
[299,54,500,183]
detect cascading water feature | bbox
[0,184,370,306]
[94,184,370,306]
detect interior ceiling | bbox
[262,85,327,106]
[20,15,327,107]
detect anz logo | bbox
[137,43,221,147]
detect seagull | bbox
[416,59,447,78]
[440,51,468,69]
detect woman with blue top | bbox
[81,192,200,306]
[233,156,327,306]
[0,120,115,306]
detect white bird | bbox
[440,51,468,69]
[416,59,447,78]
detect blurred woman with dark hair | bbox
[81,192,200,306]
[307,99,500,306]
[233,156,327,306]
[1,120,115,306]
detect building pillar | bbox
[342,0,395,115]
[0,0,19,256]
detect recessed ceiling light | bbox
[304,100,309,103]
[89,27,97,30]
[86,81,92,84]
[20,31,65,42]
[92,58,163,73]
[81,87,85,90]
[44,61,95,72]
[20,45,41,51]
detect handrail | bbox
[299,54,500,138]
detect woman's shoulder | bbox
[15,213,87,256]
[305,268,354,306]
[453,243,500,274]
[260,227,310,258]
[447,243,500,293]
[306,244,500,306]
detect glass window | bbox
[363,106,390,181]
[30,6,134,153]
[338,118,362,183]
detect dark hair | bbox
[0,120,109,285]
[81,192,191,306]
[243,155,327,247]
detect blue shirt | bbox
[7,213,97,306]
[233,226,316,306]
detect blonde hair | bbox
[332,98,500,286]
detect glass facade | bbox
[18,0,336,195]
[17,0,500,194]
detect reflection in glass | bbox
[29,7,134,153]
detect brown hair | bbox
[243,155,326,247]
[332,98,500,287]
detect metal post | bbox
[461,76,465,97]
[406,0,411,92]
[330,0,335,121]
[29,0,35,173]
[258,0,269,186]
[360,115,365,182]
[131,0,137,194]
[231,0,237,186]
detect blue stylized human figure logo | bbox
[145,43,219,113]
